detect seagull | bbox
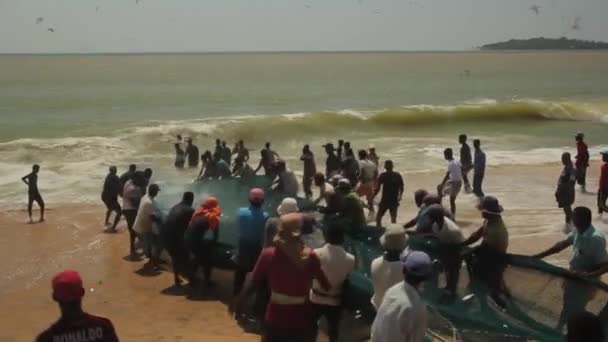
[571,16,581,30]
[47,28,54,32]
[530,5,540,15]
[35,17,44,24]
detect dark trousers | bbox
[313,304,342,342]
[438,244,462,295]
[168,247,191,285]
[123,209,138,254]
[576,166,587,186]
[598,188,608,213]
[303,173,314,199]
[262,324,316,342]
[473,172,484,198]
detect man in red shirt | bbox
[598,151,608,215]
[230,213,330,342]
[37,270,119,342]
[575,133,590,193]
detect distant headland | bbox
[480,37,608,50]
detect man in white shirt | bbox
[371,251,432,342]
[407,204,464,299]
[438,148,463,219]
[357,149,378,213]
[310,224,355,342]
[133,184,162,269]
[371,224,408,309]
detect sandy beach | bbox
[1,161,607,341]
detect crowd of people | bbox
[28,132,608,342]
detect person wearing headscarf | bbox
[230,213,330,342]
[185,196,222,291]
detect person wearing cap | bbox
[371,251,432,342]
[122,171,145,258]
[310,223,355,342]
[373,160,404,228]
[438,148,463,219]
[185,196,222,292]
[162,191,195,287]
[556,152,577,230]
[533,206,608,329]
[472,139,486,199]
[300,144,317,200]
[336,178,366,230]
[462,196,509,307]
[312,172,335,207]
[574,133,590,193]
[357,149,377,213]
[36,270,118,342]
[230,213,330,342]
[234,188,269,296]
[102,166,122,232]
[133,183,163,269]
[368,145,379,167]
[371,224,408,309]
[272,160,299,197]
[185,138,200,168]
[598,151,608,215]
[264,197,300,247]
[408,204,464,298]
[324,143,341,178]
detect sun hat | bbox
[277,197,299,216]
[380,224,408,251]
[478,196,504,216]
[52,270,85,303]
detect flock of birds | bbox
[34,1,583,34]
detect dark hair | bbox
[567,311,604,342]
[384,159,394,170]
[459,134,467,141]
[182,191,194,204]
[144,168,153,178]
[326,224,345,245]
[414,189,429,207]
[265,142,271,148]
[573,206,592,228]
[314,172,325,183]
[148,184,160,196]
[404,271,428,287]
[129,164,136,171]
[473,139,481,146]
[358,149,367,159]
[444,148,453,158]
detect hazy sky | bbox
[0,0,606,53]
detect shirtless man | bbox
[22,164,45,223]
[300,145,317,200]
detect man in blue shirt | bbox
[473,139,486,199]
[534,206,608,329]
[233,188,269,296]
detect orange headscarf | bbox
[191,197,222,231]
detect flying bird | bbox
[571,16,581,30]
[35,17,44,24]
[47,28,54,32]
[530,5,540,15]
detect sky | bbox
[0,0,606,53]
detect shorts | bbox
[377,202,399,218]
[442,181,462,198]
[102,196,121,211]
[356,181,374,198]
[28,192,44,206]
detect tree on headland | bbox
[480,37,608,50]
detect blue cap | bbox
[400,250,433,278]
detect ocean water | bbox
[1,51,608,206]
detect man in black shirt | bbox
[102,166,121,231]
[185,138,200,168]
[22,164,44,223]
[459,134,473,193]
[373,160,404,227]
[324,143,341,178]
[162,192,195,287]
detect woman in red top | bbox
[230,213,330,342]
[598,151,608,215]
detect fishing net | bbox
[157,176,608,342]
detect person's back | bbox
[378,170,404,204]
[237,206,268,246]
[37,313,118,342]
[371,255,404,309]
[359,159,376,182]
[122,179,142,211]
[186,143,199,168]
[216,159,231,178]
[279,168,299,196]
[342,191,365,227]
[371,282,427,342]
[102,173,120,198]
[222,144,232,164]
[481,217,509,254]
[163,201,194,249]
[431,217,465,245]
[460,142,472,168]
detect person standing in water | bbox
[232,140,250,175]
[598,151,608,215]
[185,138,200,169]
[575,133,590,193]
[221,141,232,165]
[174,143,185,169]
[473,139,486,199]
[438,148,463,219]
[22,164,44,223]
[36,270,119,342]
[374,160,404,228]
[368,145,379,167]
[300,144,317,200]
[459,134,473,193]
[556,152,577,230]
[324,143,341,178]
[101,166,121,231]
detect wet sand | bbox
[1,162,607,341]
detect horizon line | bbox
[0,49,479,56]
